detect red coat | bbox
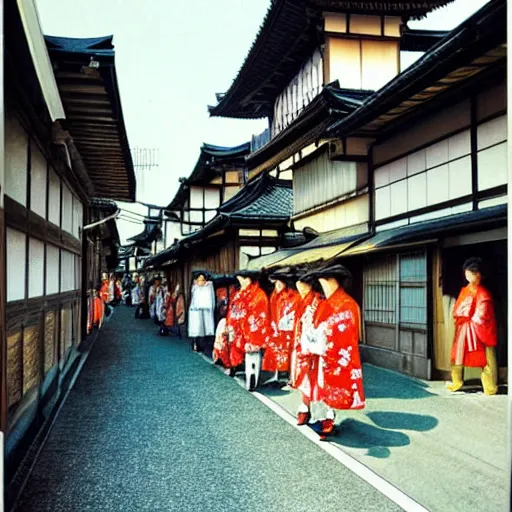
[226,283,270,368]
[451,284,497,367]
[311,287,365,410]
[291,291,323,400]
[262,287,301,372]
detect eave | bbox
[327,0,507,138]
[208,0,455,119]
[45,35,136,202]
[246,85,373,176]
[164,142,250,213]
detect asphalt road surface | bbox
[15,306,402,512]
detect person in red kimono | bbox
[93,285,105,328]
[287,267,324,425]
[99,274,110,304]
[304,264,365,437]
[262,268,301,385]
[226,270,270,385]
[447,257,498,395]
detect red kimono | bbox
[163,292,175,328]
[227,283,270,368]
[311,287,365,410]
[291,291,323,400]
[451,285,497,367]
[213,318,229,367]
[263,287,301,372]
[93,296,104,327]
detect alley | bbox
[14,307,401,512]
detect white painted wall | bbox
[48,168,61,226]
[6,227,26,302]
[60,250,75,292]
[28,237,45,298]
[5,114,28,206]
[46,244,59,295]
[61,183,73,234]
[204,188,220,209]
[30,144,47,218]
[374,129,473,221]
[72,196,83,239]
[477,115,507,191]
[190,186,204,209]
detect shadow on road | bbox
[363,365,436,400]
[366,411,439,432]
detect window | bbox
[363,255,397,325]
[364,251,427,328]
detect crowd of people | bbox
[187,263,366,438]
[86,256,497,437]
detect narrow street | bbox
[14,307,401,512]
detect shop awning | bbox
[343,204,507,257]
[268,241,356,268]
[246,248,302,270]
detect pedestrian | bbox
[289,267,323,425]
[262,268,301,386]
[174,284,185,338]
[188,272,215,352]
[303,264,365,437]
[149,276,165,325]
[226,269,270,387]
[447,257,498,395]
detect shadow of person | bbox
[363,364,435,400]
[366,411,439,432]
[329,418,410,458]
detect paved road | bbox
[15,307,401,512]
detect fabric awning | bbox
[246,248,302,270]
[267,241,356,268]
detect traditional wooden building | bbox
[146,171,293,303]
[1,2,135,503]
[209,0,507,380]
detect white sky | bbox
[36,0,490,244]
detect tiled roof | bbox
[220,173,292,220]
[344,205,507,256]
[45,35,115,56]
[246,84,373,175]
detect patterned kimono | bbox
[310,287,365,411]
[291,291,323,400]
[227,283,270,368]
[451,285,497,367]
[224,290,243,368]
[263,287,301,372]
[213,318,229,367]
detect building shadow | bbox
[363,364,436,400]
[366,411,439,432]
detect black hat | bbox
[234,269,260,279]
[304,263,352,281]
[463,257,484,274]
[269,266,295,281]
[154,275,162,281]
[192,270,210,280]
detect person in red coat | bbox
[448,257,498,395]
[287,267,324,425]
[262,268,301,385]
[304,264,365,436]
[226,270,270,379]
